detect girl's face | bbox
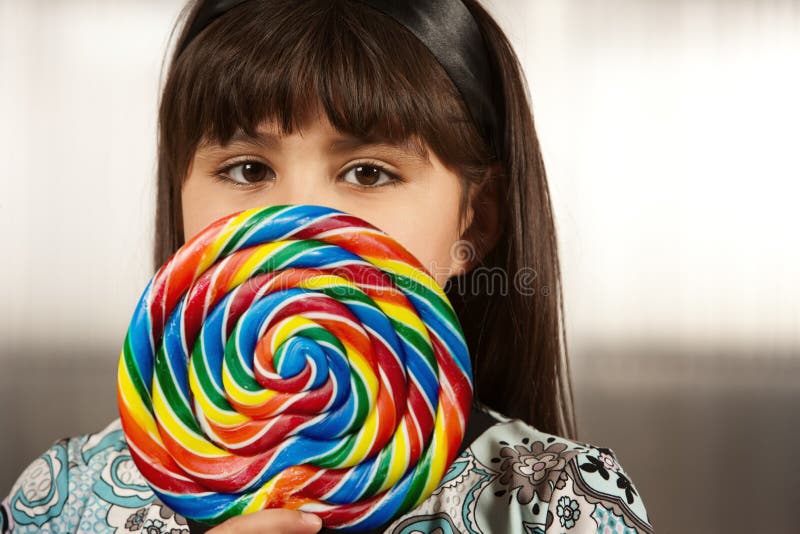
[181,105,474,287]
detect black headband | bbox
[175,0,502,157]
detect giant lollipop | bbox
[116,204,473,531]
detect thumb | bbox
[207,508,323,534]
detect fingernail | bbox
[301,512,323,528]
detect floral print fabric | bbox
[1,404,654,533]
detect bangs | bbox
[167,0,478,164]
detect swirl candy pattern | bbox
[116,204,473,531]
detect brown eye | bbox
[355,165,381,186]
[221,161,274,185]
[341,163,400,188]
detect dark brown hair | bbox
[154,0,576,439]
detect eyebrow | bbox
[207,129,429,162]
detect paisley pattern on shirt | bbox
[1,405,654,533]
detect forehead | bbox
[199,111,431,162]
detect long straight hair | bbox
[153,0,577,439]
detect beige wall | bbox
[2,1,798,533]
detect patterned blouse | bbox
[0,403,654,533]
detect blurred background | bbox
[1,0,798,532]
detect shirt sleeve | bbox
[1,437,75,533]
[380,414,655,534]
[2,420,191,534]
[545,445,654,533]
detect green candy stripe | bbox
[154,347,203,435]
[191,340,231,412]
[123,333,152,412]
[218,205,290,258]
[384,271,463,338]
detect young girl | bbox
[1,1,654,532]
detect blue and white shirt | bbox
[1,403,654,533]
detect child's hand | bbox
[206,509,323,533]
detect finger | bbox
[207,508,323,534]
